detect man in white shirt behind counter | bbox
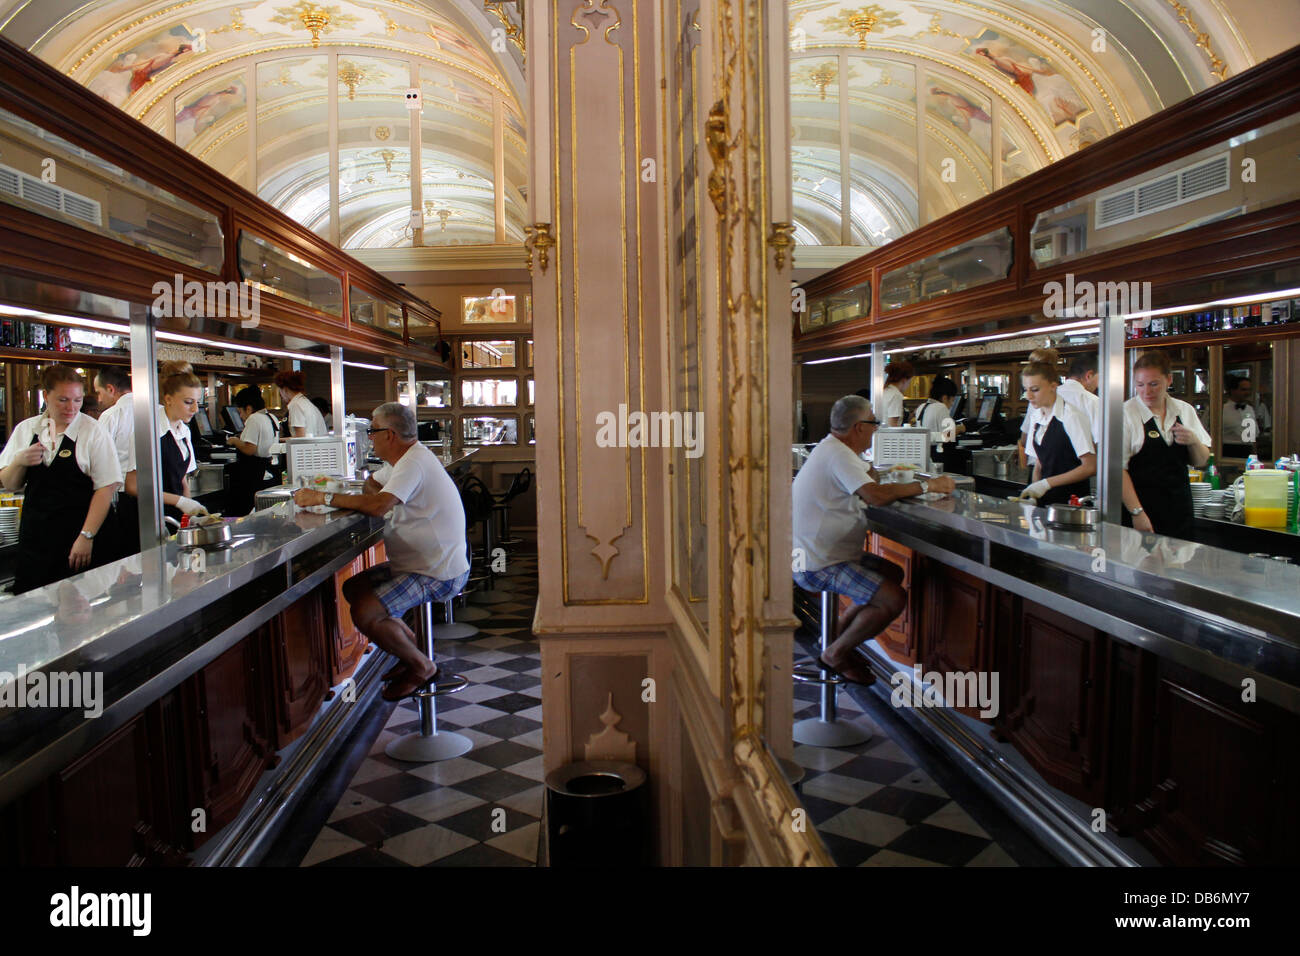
[292,401,470,702]
[792,395,955,685]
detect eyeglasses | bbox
[855,419,881,427]
[366,427,391,437]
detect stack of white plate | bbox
[0,506,20,545]
[1189,482,1213,517]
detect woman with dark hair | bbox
[274,369,327,437]
[1121,351,1210,538]
[225,385,279,515]
[878,360,914,427]
[912,375,966,439]
[0,365,123,593]
[122,361,207,537]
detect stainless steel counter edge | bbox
[866,492,1300,709]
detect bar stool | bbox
[385,599,474,762]
[461,474,513,605]
[792,590,874,748]
[432,550,479,641]
[491,467,531,554]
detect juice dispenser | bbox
[1243,469,1288,528]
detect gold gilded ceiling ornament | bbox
[810,64,836,100]
[767,222,796,270]
[705,99,728,216]
[375,148,398,172]
[373,125,391,140]
[571,0,620,44]
[848,13,878,48]
[269,2,360,47]
[211,8,254,35]
[484,1,526,54]
[819,5,904,48]
[523,223,554,273]
[1163,0,1228,81]
[337,60,368,99]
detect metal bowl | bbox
[172,520,233,549]
[1045,504,1099,529]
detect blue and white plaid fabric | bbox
[368,563,471,619]
[793,554,887,605]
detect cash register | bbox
[190,407,236,464]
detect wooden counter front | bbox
[0,541,385,866]
[858,531,1300,866]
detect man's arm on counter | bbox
[854,474,955,507]
[293,486,397,517]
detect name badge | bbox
[58,448,72,458]
[1147,430,1160,439]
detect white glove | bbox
[176,496,208,516]
[1018,479,1051,501]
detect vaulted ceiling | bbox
[787,0,1295,246]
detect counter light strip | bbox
[1114,286,1300,321]
[0,307,391,370]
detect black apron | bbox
[160,427,192,522]
[14,432,114,594]
[228,410,275,516]
[1031,415,1091,507]
[1122,414,1194,540]
[114,491,140,559]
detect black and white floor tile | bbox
[299,553,545,868]
[791,633,1051,867]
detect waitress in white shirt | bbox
[1018,360,1096,505]
[274,369,328,437]
[225,385,279,515]
[1122,351,1211,539]
[123,361,207,529]
[0,365,123,593]
[877,360,914,427]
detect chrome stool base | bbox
[432,622,480,641]
[386,728,473,762]
[453,604,490,622]
[793,716,873,748]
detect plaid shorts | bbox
[793,554,889,605]
[366,563,472,619]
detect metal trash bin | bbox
[544,760,649,866]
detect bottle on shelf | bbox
[1205,454,1221,490]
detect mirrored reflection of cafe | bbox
[791,65,1300,867]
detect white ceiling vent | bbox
[0,161,103,227]
[1094,151,1230,229]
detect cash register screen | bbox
[193,408,214,436]
[977,394,1000,423]
[222,406,244,432]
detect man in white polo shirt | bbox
[292,401,469,701]
[792,395,955,685]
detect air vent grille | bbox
[0,161,103,226]
[1095,151,1230,229]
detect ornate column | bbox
[527,0,826,865]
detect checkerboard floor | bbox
[299,552,544,868]
[791,634,1052,867]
